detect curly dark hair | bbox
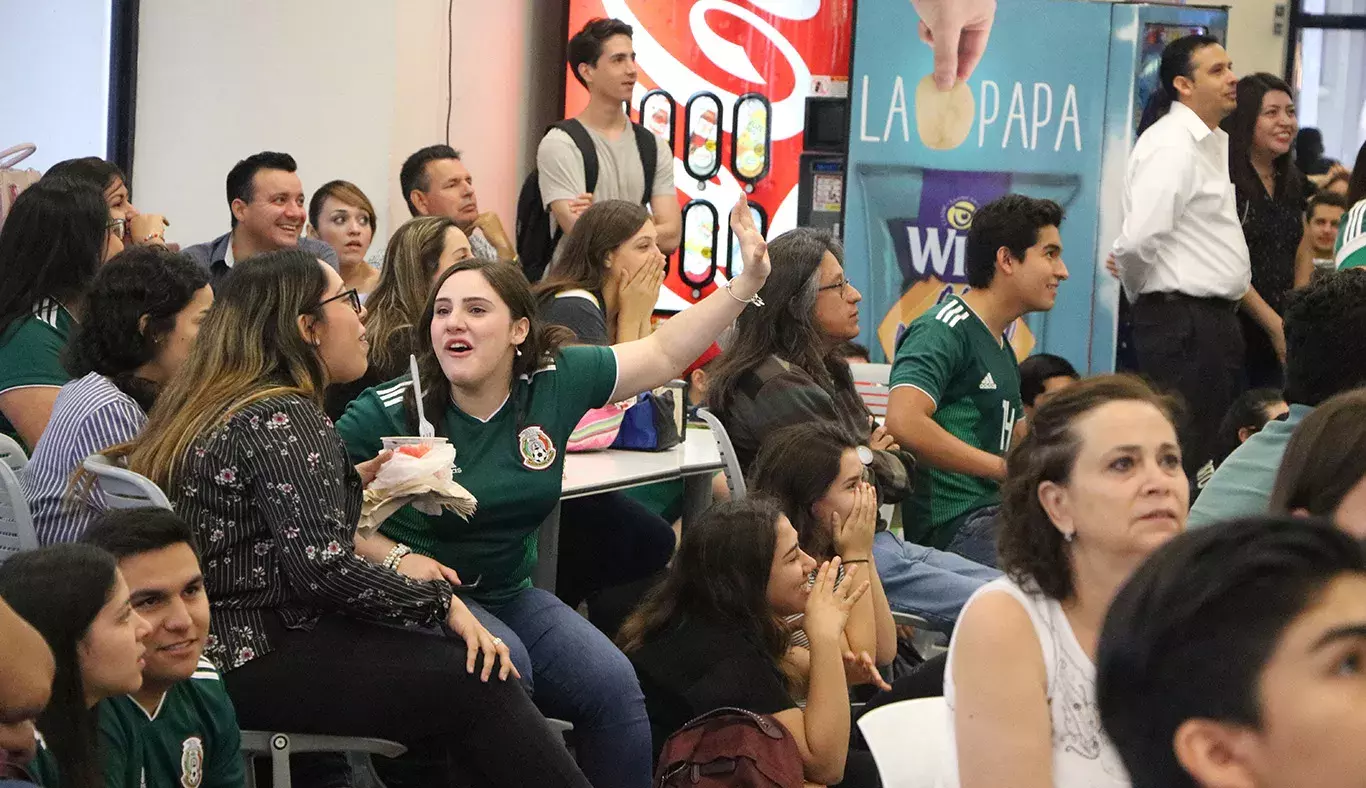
[64,247,209,411]
[1283,268,1366,407]
[999,374,1180,600]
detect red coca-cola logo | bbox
[566,0,854,305]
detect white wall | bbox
[1226,0,1290,77]
[0,0,112,171]
[132,0,567,253]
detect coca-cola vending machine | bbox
[564,0,855,311]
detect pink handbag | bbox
[0,144,41,231]
[567,398,634,452]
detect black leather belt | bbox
[1135,291,1240,313]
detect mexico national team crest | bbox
[518,425,556,470]
[180,737,204,788]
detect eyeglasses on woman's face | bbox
[311,288,362,315]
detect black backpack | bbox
[515,119,658,283]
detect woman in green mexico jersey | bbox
[336,199,773,788]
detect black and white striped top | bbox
[23,372,146,545]
[173,393,453,670]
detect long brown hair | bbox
[408,259,573,436]
[1270,389,1366,516]
[749,422,860,561]
[116,251,332,488]
[705,228,848,413]
[364,216,457,380]
[0,545,118,788]
[533,199,650,300]
[618,497,790,665]
[999,374,1180,601]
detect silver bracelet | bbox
[383,543,412,571]
[724,280,764,308]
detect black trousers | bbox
[556,490,676,634]
[1239,311,1285,390]
[223,615,591,788]
[1131,293,1247,479]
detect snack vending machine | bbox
[564,0,855,310]
[842,0,1227,368]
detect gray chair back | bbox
[82,454,173,510]
[0,462,37,565]
[0,433,28,472]
[695,408,746,500]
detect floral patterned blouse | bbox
[173,393,453,669]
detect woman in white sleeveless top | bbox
[945,375,1189,788]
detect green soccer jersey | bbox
[0,298,74,447]
[25,732,57,786]
[99,658,244,788]
[336,345,619,607]
[1336,199,1366,272]
[890,295,1023,548]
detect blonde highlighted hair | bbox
[363,216,458,380]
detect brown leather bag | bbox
[654,707,805,788]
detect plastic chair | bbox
[0,462,37,565]
[857,696,958,788]
[239,731,406,788]
[892,611,948,659]
[694,408,746,500]
[850,363,893,419]
[81,454,173,510]
[0,433,28,472]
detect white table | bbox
[534,426,724,591]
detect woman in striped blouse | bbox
[109,249,590,788]
[24,246,211,544]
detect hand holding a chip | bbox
[910,0,996,91]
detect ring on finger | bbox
[492,637,504,646]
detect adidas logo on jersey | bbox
[979,373,997,390]
[934,300,972,328]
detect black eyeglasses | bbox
[817,277,852,296]
[310,288,362,315]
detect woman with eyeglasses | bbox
[0,177,124,450]
[44,156,171,250]
[105,250,593,788]
[703,227,997,632]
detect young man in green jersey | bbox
[886,194,1068,566]
[81,509,244,788]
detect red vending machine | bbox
[564,0,854,310]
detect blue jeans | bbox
[944,504,1003,569]
[468,587,651,788]
[872,530,1000,633]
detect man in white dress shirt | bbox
[1113,35,1284,480]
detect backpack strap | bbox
[553,119,599,195]
[632,122,658,206]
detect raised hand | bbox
[729,195,770,286]
[804,558,870,645]
[833,482,877,559]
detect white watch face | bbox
[857,445,874,466]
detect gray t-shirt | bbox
[536,121,675,235]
